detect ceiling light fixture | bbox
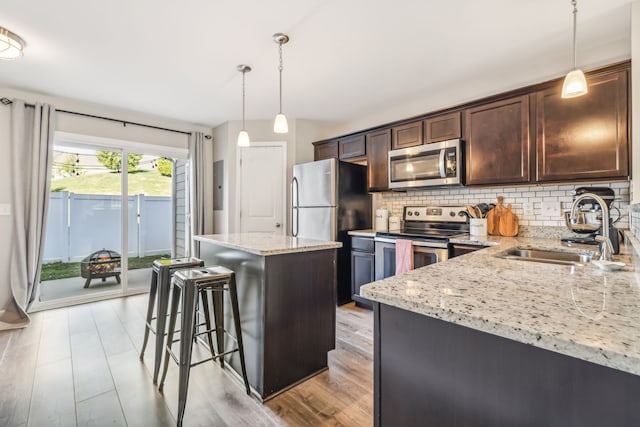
[0,26,26,60]
[273,33,290,134]
[561,0,588,98]
[237,65,251,147]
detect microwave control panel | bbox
[445,148,457,177]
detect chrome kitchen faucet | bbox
[570,193,614,261]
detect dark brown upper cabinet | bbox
[392,121,423,150]
[314,140,338,161]
[339,134,366,159]
[366,129,392,192]
[465,96,530,185]
[424,111,461,144]
[535,70,629,182]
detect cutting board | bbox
[486,197,503,236]
[499,204,519,237]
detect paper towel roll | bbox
[375,208,389,232]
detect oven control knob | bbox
[414,211,420,216]
[407,211,413,216]
[457,211,466,217]
[450,211,456,217]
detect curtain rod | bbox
[0,97,212,140]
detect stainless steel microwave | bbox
[388,139,463,189]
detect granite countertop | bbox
[195,233,342,256]
[360,232,640,376]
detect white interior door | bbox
[239,143,285,234]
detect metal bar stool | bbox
[139,257,204,384]
[159,266,250,427]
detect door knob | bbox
[275,223,281,228]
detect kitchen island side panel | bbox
[374,302,640,427]
[199,241,337,400]
[263,249,337,397]
[199,242,267,396]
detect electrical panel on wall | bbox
[213,160,224,211]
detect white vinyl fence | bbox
[43,191,171,263]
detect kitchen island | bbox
[360,233,640,426]
[194,233,341,401]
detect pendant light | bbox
[0,26,26,60]
[561,0,588,98]
[237,65,251,147]
[272,33,290,134]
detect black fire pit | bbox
[80,249,122,288]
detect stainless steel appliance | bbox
[292,158,372,304]
[374,205,469,280]
[388,139,463,190]
[562,186,620,254]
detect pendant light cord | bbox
[572,0,578,70]
[278,42,284,114]
[242,69,246,130]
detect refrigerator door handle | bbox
[292,176,299,236]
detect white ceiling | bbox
[0,0,633,131]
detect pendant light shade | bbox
[237,130,250,147]
[0,26,26,60]
[274,113,288,134]
[237,64,251,147]
[562,69,588,98]
[272,33,290,134]
[561,0,588,99]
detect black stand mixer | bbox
[562,187,620,254]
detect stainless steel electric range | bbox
[374,205,470,280]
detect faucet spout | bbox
[570,193,613,261]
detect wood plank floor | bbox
[0,295,373,427]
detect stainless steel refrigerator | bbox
[292,158,371,305]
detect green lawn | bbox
[51,170,171,196]
[41,254,170,281]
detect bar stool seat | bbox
[139,257,204,384]
[159,266,250,427]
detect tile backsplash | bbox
[630,204,640,238]
[374,181,630,230]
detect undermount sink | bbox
[494,247,594,266]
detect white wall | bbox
[0,86,212,313]
[632,1,640,203]
[211,118,340,234]
[212,122,230,234]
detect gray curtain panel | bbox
[3,100,55,329]
[188,131,205,257]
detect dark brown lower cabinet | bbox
[536,70,629,181]
[351,236,374,309]
[373,302,640,427]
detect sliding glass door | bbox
[37,141,179,308]
[126,152,173,291]
[40,144,124,303]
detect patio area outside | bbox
[39,266,154,302]
[39,147,182,306]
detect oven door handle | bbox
[374,237,449,249]
[413,240,448,249]
[374,237,397,244]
